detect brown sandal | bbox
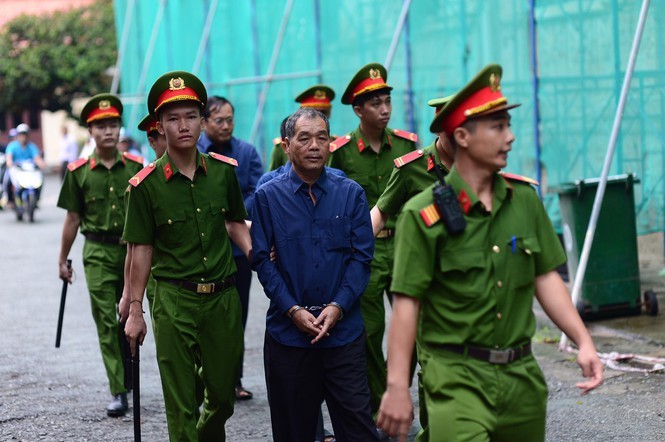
[235,385,253,400]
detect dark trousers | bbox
[234,254,252,381]
[264,332,379,442]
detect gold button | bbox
[201,277,205,281]
[111,204,116,209]
[191,184,195,188]
[377,176,382,180]
[109,187,114,192]
[92,196,96,201]
[492,245,500,253]
[203,257,207,262]
[168,219,173,224]
[497,280,503,288]
[114,222,118,227]
[201,233,205,237]
[496,312,503,320]
[417,149,423,154]
[149,162,155,168]
[221,208,226,213]
[196,208,201,212]
[525,248,532,255]
[345,135,351,140]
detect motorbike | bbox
[12,162,43,222]
[0,152,6,206]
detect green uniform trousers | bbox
[153,280,243,442]
[82,240,127,396]
[360,236,394,414]
[417,347,547,442]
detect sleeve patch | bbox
[419,203,442,227]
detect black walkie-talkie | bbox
[429,154,466,235]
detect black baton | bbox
[133,342,141,441]
[55,259,72,348]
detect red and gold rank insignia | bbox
[489,72,501,92]
[499,171,539,186]
[394,149,424,168]
[129,162,157,187]
[314,90,326,99]
[169,77,186,91]
[392,128,418,143]
[99,100,110,110]
[369,68,381,79]
[329,134,351,153]
[419,203,441,227]
[67,157,89,172]
[123,152,144,164]
[458,189,472,214]
[209,152,238,167]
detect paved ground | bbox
[2,173,665,441]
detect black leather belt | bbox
[157,276,236,294]
[84,233,125,245]
[376,228,394,239]
[439,342,531,365]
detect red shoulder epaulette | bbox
[392,128,418,143]
[272,136,282,146]
[67,157,89,172]
[128,162,157,188]
[419,203,442,227]
[329,134,352,153]
[209,152,238,167]
[394,149,424,168]
[123,152,144,164]
[499,171,539,186]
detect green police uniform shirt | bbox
[122,151,247,282]
[57,150,144,235]
[268,140,288,171]
[376,138,449,217]
[391,167,566,349]
[329,127,417,230]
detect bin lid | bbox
[552,173,639,194]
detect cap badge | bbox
[314,90,326,99]
[99,100,111,110]
[169,77,186,91]
[489,73,501,92]
[369,68,381,79]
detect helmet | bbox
[8,128,18,138]
[16,123,30,134]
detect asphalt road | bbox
[2,173,665,441]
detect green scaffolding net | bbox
[113,0,665,234]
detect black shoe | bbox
[106,392,128,417]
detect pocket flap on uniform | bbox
[439,249,485,273]
[155,209,187,227]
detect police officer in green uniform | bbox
[328,63,418,415]
[370,95,455,235]
[376,64,604,441]
[123,71,251,441]
[57,93,144,417]
[268,85,336,171]
[118,114,166,324]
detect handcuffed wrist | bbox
[327,302,343,319]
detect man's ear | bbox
[200,117,206,131]
[283,138,291,156]
[453,127,470,149]
[157,121,165,136]
[352,105,363,119]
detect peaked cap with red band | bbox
[137,114,158,134]
[427,94,455,115]
[295,85,335,109]
[147,70,207,117]
[341,62,393,105]
[80,93,123,125]
[430,64,520,136]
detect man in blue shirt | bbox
[197,96,263,400]
[3,123,46,208]
[252,108,378,442]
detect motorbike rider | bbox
[3,124,46,208]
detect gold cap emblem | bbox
[369,68,381,79]
[169,77,186,91]
[99,100,111,110]
[314,90,326,99]
[489,73,501,92]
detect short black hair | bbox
[352,88,391,108]
[203,96,234,119]
[284,108,330,140]
[279,117,288,140]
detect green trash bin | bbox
[555,173,651,320]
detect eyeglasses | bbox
[210,117,234,126]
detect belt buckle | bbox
[377,229,389,239]
[197,282,215,294]
[488,349,513,364]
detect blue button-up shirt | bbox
[256,162,347,189]
[252,169,374,348]
[198,132,263,257]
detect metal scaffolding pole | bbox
[384,0,412,70]
[249,0,295,146]
[559,0,651,350]
[528,0,542,197]
[128,0,167,129]
[110,0,136,94]
[192,0,220,76]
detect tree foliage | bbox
[0,0,117,114]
